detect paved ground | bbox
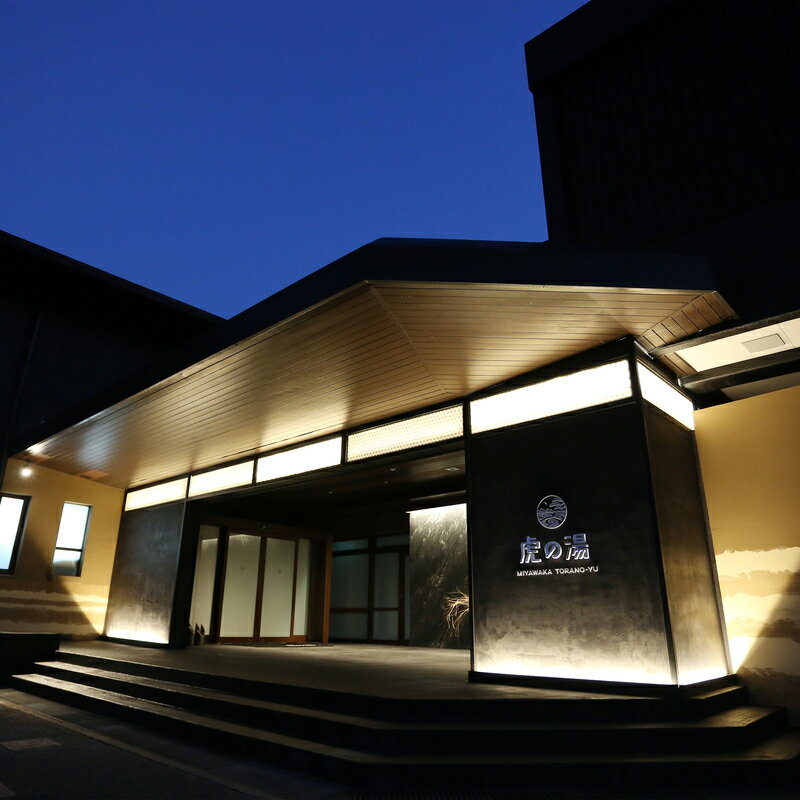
[0,688,797,800]
[0,687,346,800]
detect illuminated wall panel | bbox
[188,461,253,497]
[409,504,469,649]
[104,504,186,646]
[470,360,632,434]
[125,478,188,511]
[637,361,695,430]
[347,407,463,461]
[256,438,342,483]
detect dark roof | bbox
[525,1,673,88]
[0,229,221,325]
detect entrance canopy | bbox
[15,239,733,489]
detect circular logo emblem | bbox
[537,495,567,529]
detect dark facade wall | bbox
[0,232,219,472]
[644,405,730,683]
[468,402,674,684]
[0,295,38,449]
[103,503,187,646]
[409,504,470,649]
[527,1,800,320]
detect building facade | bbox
[1,0,798,714]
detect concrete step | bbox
[12,674,800,786]
[26,660,788,755]
[10,671,799,791]
[51,649,749,723]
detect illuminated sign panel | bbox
[519,495,596,576]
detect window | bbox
[52,502,91,577]
[0,493,30,574]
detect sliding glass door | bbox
[329,535,410,643]
[217,531,311,643]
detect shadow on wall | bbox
[1,457,123,639]
[715,546,800,721]
[0,541,100,639]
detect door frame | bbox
[329,536,410,644]
[194,513,331,644]
[216,528,307,644]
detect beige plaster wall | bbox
[1,457,123,638]
[695,384,800,715]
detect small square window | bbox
[52,502,91,577]
[0,493,30,574]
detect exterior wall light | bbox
[103,626,170,645]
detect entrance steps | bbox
[10,649,800,791]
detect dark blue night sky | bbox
[1,0,585,317]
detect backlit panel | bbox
[256,438,342,483]
[347,406,463,461]
[188,461,254,497]
[124,478,188,511]
[470,360,632,433]
[637,362,695,430]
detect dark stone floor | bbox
[59,642,638,701]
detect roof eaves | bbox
[10,236,716,455]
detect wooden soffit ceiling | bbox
[21,280,732,488]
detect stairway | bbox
[9,648,800,791]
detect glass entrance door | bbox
[218,531,311,642]
[329,535,410,643]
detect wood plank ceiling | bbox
[20,280,733,489]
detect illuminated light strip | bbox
[346,406,463,461]
[256,437,342,483]
[677,666,729,686]
[408,502,467,517]
[470,360,633,434]
[636,362,695,431]
[188,460,254,497]
[104,627,169,645]
[474,659,674,686]
[124,477,188,511]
